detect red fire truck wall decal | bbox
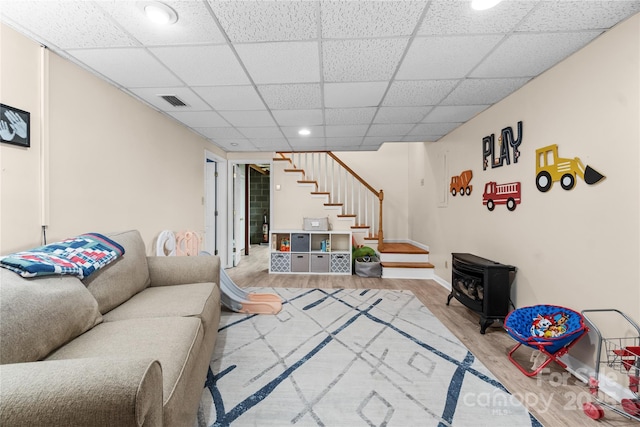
[450,170,473,197]
[483,181,521,211]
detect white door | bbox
[205,159,218,256]
[205,152,228,268]
[232,165,246,266]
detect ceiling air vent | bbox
[159,95,188,107]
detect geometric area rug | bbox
[197,288,542,427]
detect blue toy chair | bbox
[504,304,588,376]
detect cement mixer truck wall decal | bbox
[535,144,605,192]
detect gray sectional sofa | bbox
[0,230,221,427]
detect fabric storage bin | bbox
[330,254,351,273]
[291,253,310,272]
[271,253,290,273]
[291,233,310,252]
[310,254,330,273]
[303,217,329,231]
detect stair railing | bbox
[281,151,384,250]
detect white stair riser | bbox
[380,253,429,263]
[382,267,434,279]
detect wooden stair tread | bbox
[379,242,429,254]
[381,262,435,269]
[312,192,330,195]
[337,214,356,218]
[325,203,343,207]
[297,180,317,184]
[351,225,370,229]
[285,169,304,173]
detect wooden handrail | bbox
[279,151,385,250]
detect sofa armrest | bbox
[147,255,220,287]
[0,358,163,427]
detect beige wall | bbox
[0,24,226,253]
[408,13,640,329]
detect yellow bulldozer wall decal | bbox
[535,144,606,192]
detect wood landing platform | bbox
[379,242,429,254]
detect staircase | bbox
[274,152,435,280]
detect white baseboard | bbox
[560,353,636,401]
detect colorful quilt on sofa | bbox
[0,233,125,279]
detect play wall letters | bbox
[483,121,523,170]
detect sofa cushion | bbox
[102,282,220,335]
[46,317,203,420]
[83,230,151,314]
[0,269,102,364]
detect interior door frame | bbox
[204,150,228,268]
[227,157,273,267]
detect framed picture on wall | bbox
[0,104,30,148]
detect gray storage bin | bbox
[291,253,310,272]
[271,253,290,273]
[330,254,351,273]
[310,254,330,273]
[303,217,329,231]
[291,233,310,252]
[354,255,382,278]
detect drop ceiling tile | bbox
[383,80,458,106]
[362,136,401,146]
[472,32,601,78]
[374,107,432,124]
[168,111,229,128]
[281,126,325,138]
[367,124,415,137]
[322,38,409,82]
[441,78,530,105]
[321,1,427,38]
[0,1,137,48]
[193,86,264,110]
[396,35,503,80]
[419,0,536,35]
[212,139,258,152]
[258,84,322,110]
[288,138,327,150]
[237,127,284,139]
[69,48,182,88]
[209,1,317,42]
[325,125,369,138]
[250,138,293,151]
[409,123,461,136]
[150,45,250,86]
[235,42,320,84]
[517,1,640,32]
[194,127,245,139]
[325,137,365,146]
[100,0,226,45]
[325,108,377,125]
[218,111,276,127]
[129,87,211,111]
[324,82,388,108]
[423,105,488,123]
[272,110,324,127]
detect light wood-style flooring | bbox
[225,245,634,427]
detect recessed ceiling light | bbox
[298,129,311,136]
[142,2,178,25]
[471,0,502,11]
[230,142,239,147]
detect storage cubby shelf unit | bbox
[269,230,352,275]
